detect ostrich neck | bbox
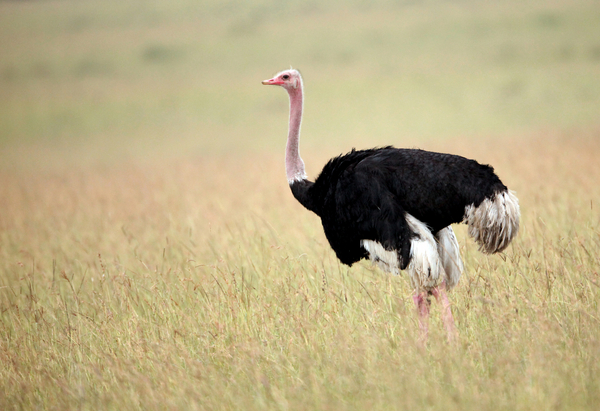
[286,85,307,183]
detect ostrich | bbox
[262,68,519,340]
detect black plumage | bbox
[290,147,507,269]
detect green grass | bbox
[1,0,600,409]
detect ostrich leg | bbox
[413,292,430,343]
[431,282,457,342]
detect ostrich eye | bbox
[282,74,290,80]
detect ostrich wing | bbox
[319,165,415,270]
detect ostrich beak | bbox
[262,77,283,86]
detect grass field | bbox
[1,0,600,409]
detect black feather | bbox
[289,147,507,267]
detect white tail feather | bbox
[464,190,520,254]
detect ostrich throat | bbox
[286,81,307,183]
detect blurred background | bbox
[1,0,599,170]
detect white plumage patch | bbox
[435,226,463,290]
[463,190,520,254]
[405,214,441,292]
[360,239,400,276]
[361,213,457,293]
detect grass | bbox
[2,132,600,410]
[1,0,600,409]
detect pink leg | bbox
[431,282,457,342]
[413,292,430,344]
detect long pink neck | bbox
[285,82,307,183]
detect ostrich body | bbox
[262,69,520,340]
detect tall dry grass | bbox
[1,129,600,410]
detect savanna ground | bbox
[1,0,600,409]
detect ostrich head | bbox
[262,69,302,91]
